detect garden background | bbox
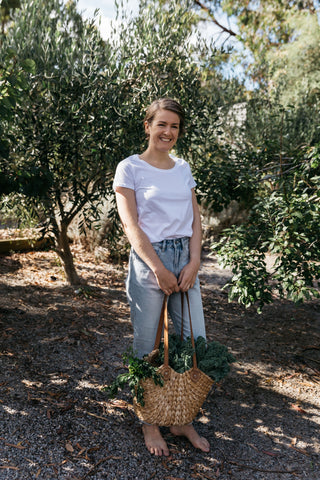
[0,1,319,478]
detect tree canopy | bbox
[1,0,120,283]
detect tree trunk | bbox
[56,225,83,286]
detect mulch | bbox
[0,244,319,479]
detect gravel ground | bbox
[0,245,319,480]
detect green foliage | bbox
[155,334,236,382]
[1,0,121,283]
[0,49,35,193]
[182,1,320,100]
[207,79,320,312]
[218,0,320,83]
[0,0,21,35]
[104,348,164,407]
[105,336,235,406]
[212,225,274,312]
[191,143,259,212]
[158,333,195,373]
[212,144,320,311]
[0,193,39,228]
[266,11,320,106]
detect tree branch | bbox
[193,0,237,37]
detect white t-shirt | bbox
[113,154,196,243]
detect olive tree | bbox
[1,0,126,284]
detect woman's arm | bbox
[178,189,202,292]
[115,187,180,295]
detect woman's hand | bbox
[154,265,180,296]
[178,259,200,292]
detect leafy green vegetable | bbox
[157,333,195,373]
[104,336,235,405]
[197,338,236,382]
[156,334,236,382]
[103,348,164,406]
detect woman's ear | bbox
[144,120,150,135]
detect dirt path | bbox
[0,245,319,479]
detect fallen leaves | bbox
[248,443,279,457]
[107,398,134,412]
[289,441,310,456]
[0,244,319,480]
[290,403,307,414]
[190,462,220,479]
[79,455,123,480]
[3,442,26,450]
[65,442,74,453]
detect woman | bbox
[113,98,209,456]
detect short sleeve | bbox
[113,160,135,191]
[186,162,196,189]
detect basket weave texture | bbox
[134,364,213,426]
[133,293,214,426]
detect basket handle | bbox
[153,292,197,370]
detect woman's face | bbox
[145,109,180,152]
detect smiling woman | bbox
[143,109,180,155]
[112,97,210,457]
[140,98,184,166]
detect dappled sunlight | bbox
[75,380,102,391]
[21,379,43,388]
[0,246,319,478]
[2,405,29,416]
[48,377,69,386]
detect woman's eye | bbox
[157,123,179,129]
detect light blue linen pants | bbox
[126,237,206,358]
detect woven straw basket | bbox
[134,293,213,426]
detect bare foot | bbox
[142,424,170,456]
[170,424,210,452]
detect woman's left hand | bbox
[178,259,200,292]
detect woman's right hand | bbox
[154,265,180,296]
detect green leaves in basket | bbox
[103,348,164,406]
[156,334,236,382]
[104,337,235,406]
[197,338,236,382]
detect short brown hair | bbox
[144,98,185,137]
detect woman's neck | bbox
[139,148,174,169]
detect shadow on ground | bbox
[0,250,319,479]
